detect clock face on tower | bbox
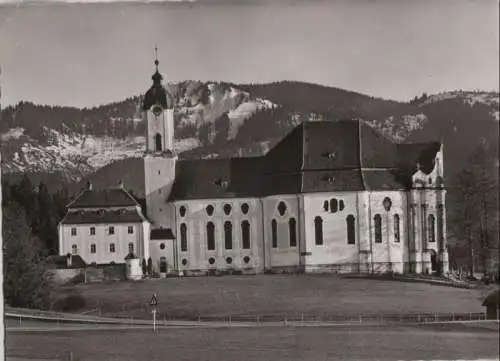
[152,104,163,117]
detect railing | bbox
[6,308,492,327]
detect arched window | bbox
[90,244,96,254]
[128,242,134,253]
[206,205,214,216]
[330,199,338,213]
[339,200,345,211]
[72,244,78,255]
[289,218,297,247]
[207,222,215,250]
[271,219,278,248]
[346,215,355,245]
[374,214,382,243]
[394,214,400,243]
[314,216,323,245]
[323,200,329,212]
[224,221,233,250]
[241,220,251,249]
[437,205,444,250]
[428,214,436,242]
[180,223,188,252]
[155,133,162,152]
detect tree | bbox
[147,257,153,276]
[3,201,51,309]
[448,141,499,277]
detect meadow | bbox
[57,274,491,320]
[7,324,499,361]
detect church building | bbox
[58,54,450,277]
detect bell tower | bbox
[142,47,177,229]
[143,46,175,154]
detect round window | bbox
[243,256,250,264]
[160,243,165,250]
[208,257,215,265]
[226,257,233,265]
[182,259,188,266]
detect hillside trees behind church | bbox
[2,174,70,254]
[448,140,499,278]
[2,200,51,309]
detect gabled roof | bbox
[60,209,146,225]
[67,188,139,209]
[167,120,442,200]
[169,157,263,201]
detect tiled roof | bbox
[150,228,175,240]
[67,188,139,209]
[169,157,262,200]
[60,209,145,225]
[47,255,87,269]
[168,120,441,200]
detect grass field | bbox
[7,324,499,361]
[57,274,493,320]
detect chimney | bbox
[86,181,93,191]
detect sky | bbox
[0,0,498,108]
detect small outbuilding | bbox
[482,289,499,320]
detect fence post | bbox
[434,312,438,322]
[18,315,22,325]
[229,315,232,326]
[359,315,362,324]
[301,312,304,324]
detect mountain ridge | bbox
[1,81,498,194]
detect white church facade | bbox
[58,56,450,277]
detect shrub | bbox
[61,294,86,312]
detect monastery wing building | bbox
[58,56,449,277]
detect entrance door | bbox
[160,257,167,273]
[430,250,438,273]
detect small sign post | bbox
[150,293,158,333]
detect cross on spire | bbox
[154,45,159,71]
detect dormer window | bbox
[322,175,335,184]
[214,178,229,189]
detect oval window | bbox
[160,243,165,250]
[223,204,232,215]
[179,206,187,217]
[226,257,233,264]
[206,205,215,216]
[181,259,188,266]
[208,257,215,265]
[243,256,250,264]
[241,203,250,214]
